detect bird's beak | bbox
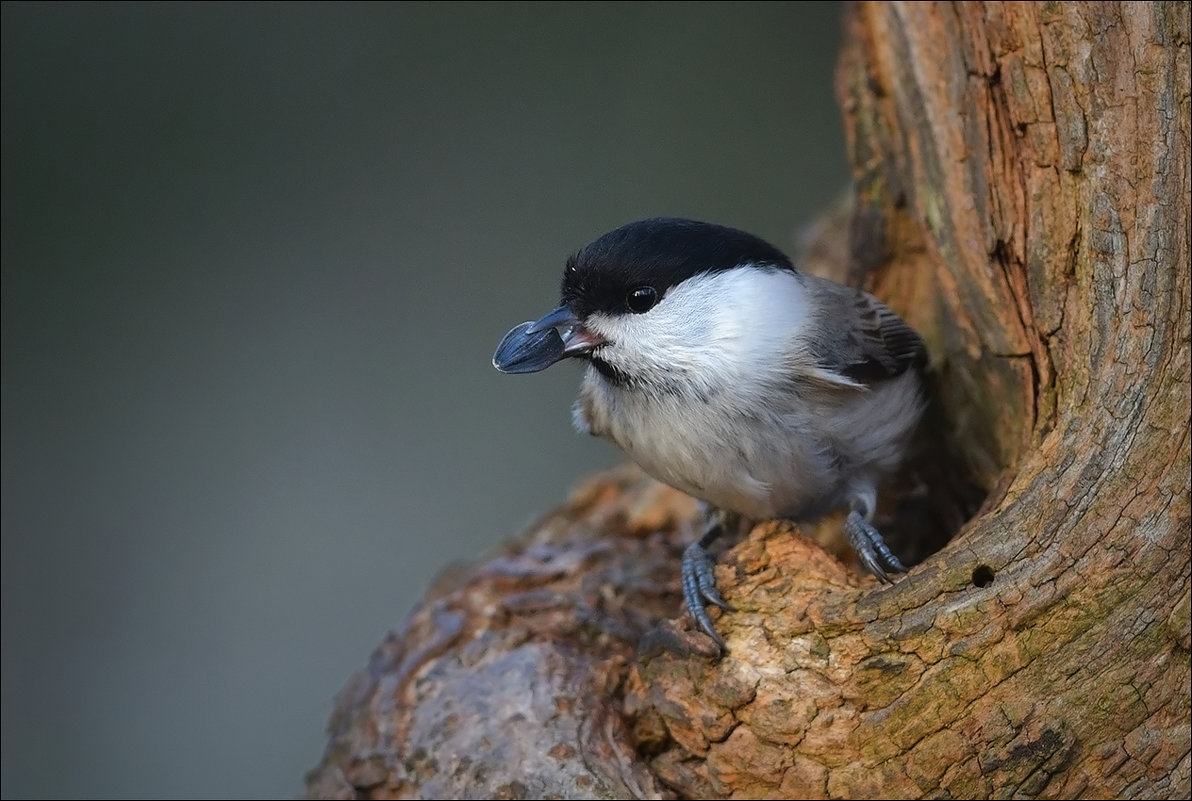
[492,305,605,374]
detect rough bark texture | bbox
[305,2,1191,798]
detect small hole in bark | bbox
[971,564,995,587]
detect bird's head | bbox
[493,217,806,388]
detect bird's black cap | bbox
[560,218,794,318]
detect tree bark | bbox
[305,2,1190,798]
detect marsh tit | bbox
[493,217,926,650]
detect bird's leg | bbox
[681,506,737,650]
[843,493,907,584]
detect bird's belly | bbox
[577,383,835,520]
[633,435,832,520]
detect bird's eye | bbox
[625,286,658,314]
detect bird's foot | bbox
[681,515,736,651]
[844,509,907,584]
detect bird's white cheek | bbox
[605,268,810,372]
[586,310,699,372]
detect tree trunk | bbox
[305,3,1190,798]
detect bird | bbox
[492,217,927,650]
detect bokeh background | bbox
[1,2,845,797]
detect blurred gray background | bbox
[1,2,845,797]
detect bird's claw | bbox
[844,510,907,584]
[681,540,734,651]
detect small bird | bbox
[493,217,926,649]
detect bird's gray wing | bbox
[802,274,927,384]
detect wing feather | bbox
[801,275,927,384]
